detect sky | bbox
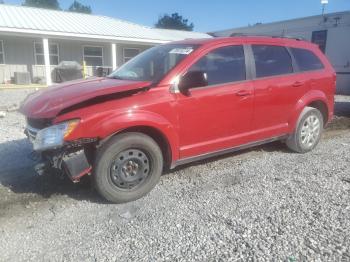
[3,0,350,32]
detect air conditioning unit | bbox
[14,72,31,85]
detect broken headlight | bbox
[33,120,79,151]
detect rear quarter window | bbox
[290,48,325,72]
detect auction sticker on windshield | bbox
[169,48,194,55]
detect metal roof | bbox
[0,4,211,43]
[212,10,350,37]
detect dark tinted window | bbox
[188,45,246,86]
[291,48,324,71]
[252,45,293,78]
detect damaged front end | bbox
[20,77,153,184]
[32,148,94,183]
[25,118,98,182]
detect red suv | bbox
[21,37,335,203]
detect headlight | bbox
[33,120,79,151]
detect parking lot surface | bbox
[0,89,349,261]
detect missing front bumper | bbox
[30,149,92,182]
[62,150,92,182]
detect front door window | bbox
[187,45,246,87]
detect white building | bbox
[0,4,210,85]
[212,11,350,95]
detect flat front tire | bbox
[286,107,324,153]
[94,132,163,203]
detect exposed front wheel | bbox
[286,107,324,153]
[94,132,163,203]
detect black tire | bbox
[94,132,163,203]
[286,107,324,153]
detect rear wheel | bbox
[286,107,323,153]
[94,132,163,203]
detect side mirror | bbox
[178,71,208,94]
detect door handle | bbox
[292,81,304,87]
[236,90,252,97]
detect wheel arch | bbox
[119,126,173,170]
[289,90,331,132]
[307,100,329,126]
[98,125,175,170]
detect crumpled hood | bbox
[20,77,151,119]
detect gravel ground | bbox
[0,89,349,261]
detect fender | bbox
[62,109,180,163]
[288,90,330,133]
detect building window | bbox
[0,40,4,64]
[34,42,59,65]
[311,30,327,53]
[123,48,140,63]
[83,46,103,66]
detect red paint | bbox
[21,37,335,167]
[70,166,92,183]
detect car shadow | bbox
[335,100,350,117]
[1,99,349,203]
[0,139,106,204]
[1,139,288,202]
[166,141,288,174]
[326,100,350,131]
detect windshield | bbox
[108,44,198,83]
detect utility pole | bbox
[321,0,329,16]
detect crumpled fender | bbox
[62,109,180,162]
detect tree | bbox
[68,0,92,14]
[155,13,194,31]
[22,0,61,10]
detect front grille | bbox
[26,118,52,130]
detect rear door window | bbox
[188,45,246,86]
[290,48,324,72]
[252,45,293,78]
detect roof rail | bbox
[229,33,305,41]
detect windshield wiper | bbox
[108,75,125,80]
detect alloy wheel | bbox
[300,114,321,148]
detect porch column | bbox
[42,38,52,86]
[111,43,117,71]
